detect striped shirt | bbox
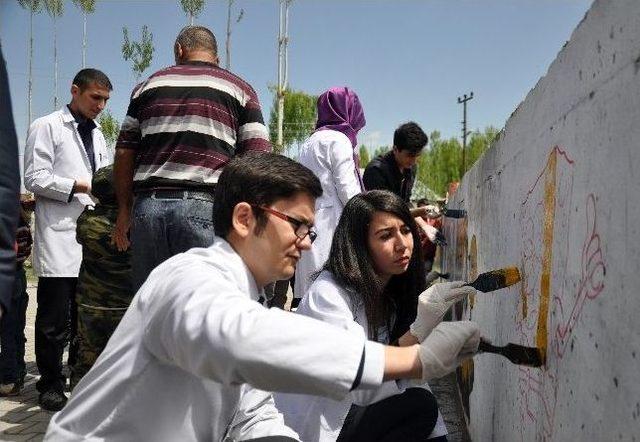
[116,61,271,190]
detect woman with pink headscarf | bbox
[294,87,366,301]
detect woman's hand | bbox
[409,281,476,342]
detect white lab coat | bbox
[275,271,448,442]
[294,130,362,298]
[45,238,385,442]
[23,107,111,277]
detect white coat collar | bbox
[60,106,102,128]
[209,237,264,302]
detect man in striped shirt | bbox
[112,26,270,289]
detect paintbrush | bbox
[478,340,544,367]
[465,267,521,292]
[442,208,466,219]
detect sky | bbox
[1,0,592,158]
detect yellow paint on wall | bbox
[469,235,478,309]
[536,150,557,363]
[520,257,528,319]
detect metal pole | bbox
[457,91,474,177]
[276,0,291,153]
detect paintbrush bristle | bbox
[470,267,522,292]
[503,343,544,367]
[503,267,522,287]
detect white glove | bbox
[418,321,481,381]
[410,281,476,342]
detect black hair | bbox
[175,26,218,55]
[323,190,426,341]
[214,152,322,238]
[72,69,113,92]
[393,121,428,154]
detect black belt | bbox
[136,188,215,202]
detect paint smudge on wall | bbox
[537,148,557,362]
[469,235,478,309]
[458,358,475,419]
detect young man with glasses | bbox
[46,153,481,441]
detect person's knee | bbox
[403,388,439,424]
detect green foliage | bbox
[268,88,318,154]
[44,0,63,17]
[180,0,205,24]
[122,25,155,81]
[71,0,95,14]
[359,145,371,168]
[98,109,120,151]
[372,145,390,158]
[415,127,499,196]
[18,0,43,13]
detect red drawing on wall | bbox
[515,146,606,440]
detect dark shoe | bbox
[0,383,22,396]
[39,389,68,411]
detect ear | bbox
[174,43,184,63]
[70,84,79,98]
[231,202,254,239]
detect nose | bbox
[97,100,106,110]
[394,234,408,251]
[297,234,313,251]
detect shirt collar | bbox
[180,60,218,67]
[210,237,264,302]
[65,105,98,129]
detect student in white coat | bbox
[294,87,366,303]
[45,153,482,442]
[276,190,476,442]
[23,69,112,411]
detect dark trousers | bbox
[337,388,445,442]
[35,277,77,393]
[0,266,28,384]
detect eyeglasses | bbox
[253,205,317,243]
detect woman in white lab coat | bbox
[293,87,366,301]
[276,190,448,442]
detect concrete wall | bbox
[441,1,640,440]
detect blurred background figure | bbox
[0,200,33,397]
[71,166,133,389]
[294,87,366,306]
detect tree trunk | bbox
[28,9,33,127]
[226,0,232,70]
[82,12,87,68]
[53,16,58,109]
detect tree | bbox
[18,0,43,127]
[268,88,317,155]
[415,127,499,196]
[180,0,205,25]
[359,145,371,168]
[44,0,64,110]
[372,145,390,158]
[71,0,96,68]
[122,25,155,82]
[225,0,244,70]
[98,109,120,155]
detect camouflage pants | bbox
[70,304,126,390]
